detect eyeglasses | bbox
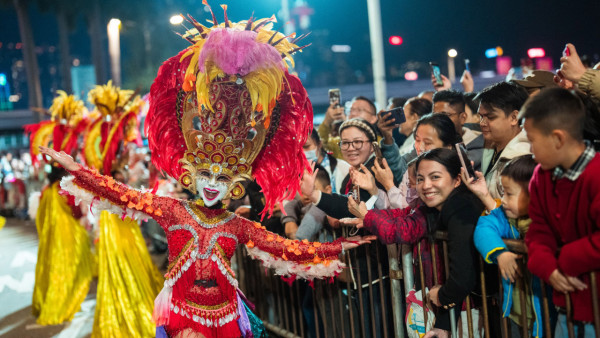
[339,140,370,150]
[349,107,375,115]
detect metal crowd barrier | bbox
[234,230,600,338]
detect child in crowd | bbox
[464,155,545,336]
[522,88,600,337]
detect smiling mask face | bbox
[195,169,232,207]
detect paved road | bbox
[0,218,95,337]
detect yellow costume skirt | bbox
[32,182,93,325]
[93,211,163,338]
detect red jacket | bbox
[525,154,600,322]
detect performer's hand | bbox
[38,146,79,171]
[342,235,376,250]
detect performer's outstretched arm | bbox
[39,146,176,223]
[236,216,374,281]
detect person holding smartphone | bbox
[318,96,379,160]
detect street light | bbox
[447,49,457,83]
[107,18,121,86]
[170,14,184,25]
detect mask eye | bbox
[199,171,211,178]
[217,175,230,182]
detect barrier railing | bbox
[235,230,600,338]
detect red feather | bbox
[145,50,190,180]
[252,71,313,218]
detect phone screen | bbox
[328,88,341,107]
[372,142,385,167]
[430,62,443,86]
[383,106,406,125]
[455,143,477,181]
[464,59,470,72]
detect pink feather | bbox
[198,28,284,76]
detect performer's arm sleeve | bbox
[61,164,174,223]
[238,217,345,280]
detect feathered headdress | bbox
[83,80,143,174]
[145,3,313,215]
[25,90,88,164]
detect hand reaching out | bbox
[460,168,496,211]
[38,146,79,171]
[372,158,395,191]
[460,70,474,93]
[559,44,587,84]
[347,196,368,220]
[339,217,364,228]
[349,165,377,196]
[432,74,452,92]
[377,111,398,145]
[341,235,377,250]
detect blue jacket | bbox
[474,207,543,337]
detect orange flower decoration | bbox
[266,234,275,242]
[307,247,316,254]
[313,242,322,248]
[294,249,302,256]
[313,256,321,264]
[246,240,255,248]
[154,208,163,216]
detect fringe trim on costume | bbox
[60,176,150,221]
[245,246,344,280]
[153,283,173,326]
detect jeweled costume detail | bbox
[61,4,344,337]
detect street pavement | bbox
[0,217,96,338]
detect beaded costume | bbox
[25,92,93,325]
[82,81,164,338]
[60,4,348,337]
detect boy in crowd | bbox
[475,82,530,199]
[522,88,600,336]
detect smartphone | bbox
[328,88,341,108]
[455,143,477,181]
[383,106,406,125]
[429,62,443,86]
[352,184,361,204]
[563,45,571,57]
[372,142,385,167]
[464,59,471,72]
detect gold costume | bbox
[32,182,93,325]
[92,211,163,338]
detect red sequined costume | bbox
[61,5,346,337]
[62,166,343,336]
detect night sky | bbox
[1,0,599,91]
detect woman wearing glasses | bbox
[301,118,392,337]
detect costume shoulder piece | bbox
[145,3,313,216]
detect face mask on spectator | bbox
[304,149,318,163]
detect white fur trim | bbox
[246,246,344,280]
[60,176,151,221]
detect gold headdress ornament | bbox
[146,3,314,213]
[84,81,143,173]
[26,91,88,164]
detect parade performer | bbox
[83,81,164,338]
[26,91,93,325]
[41,4,372,337]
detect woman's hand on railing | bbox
[497,251,522,283]
[347,195,368,220]
[341,235,377,250]
[38,146,80,171]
